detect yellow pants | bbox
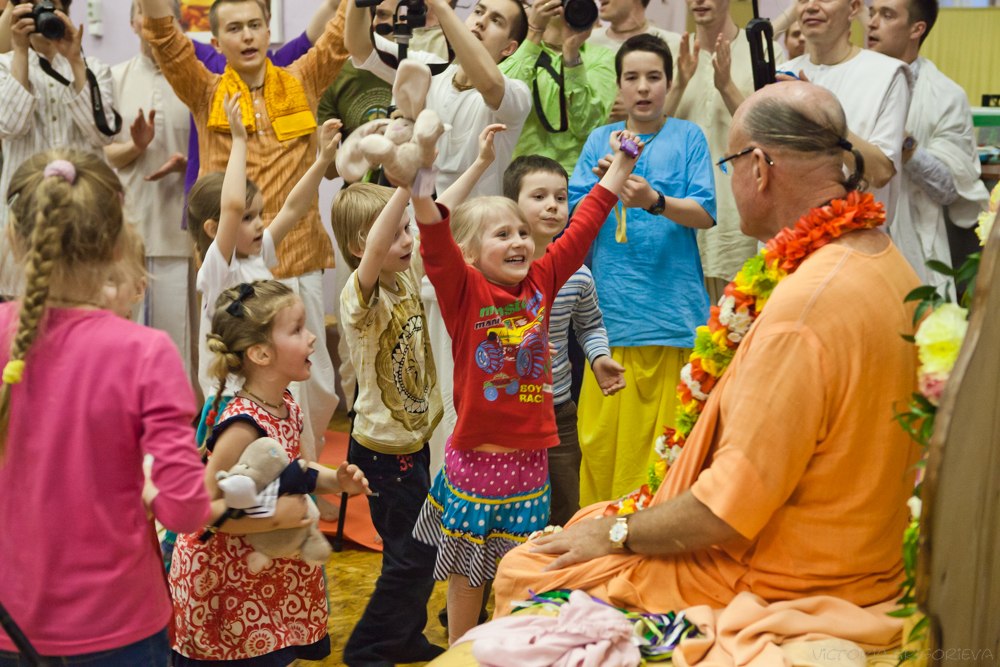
[577,345,689,507]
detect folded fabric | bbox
[675,592,903,667]
[458,589,641,667]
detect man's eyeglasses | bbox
[716,146,774,174]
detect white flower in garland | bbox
[654,435,684,465]
[680,363,709,401]
[717,295,753,343]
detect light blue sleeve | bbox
[684,125,718,224]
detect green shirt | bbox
[500,40,617,175]
[317,60,392,137]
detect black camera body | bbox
[28,0,66,41]
[562,0,597,31]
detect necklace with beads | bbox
[240,387,283,410]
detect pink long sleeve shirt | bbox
[0,304,210,656]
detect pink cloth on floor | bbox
[674,592,902,666]
[459,590,641,667]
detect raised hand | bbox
[130,109,156,152]
[527,0,561,33]
[10,3,35,53]
[224,92,247,141]
[53,10,85,65]
[317,118,343,163]
[477,123,506,165]
[712,35,732,92]
[676,32,701,89]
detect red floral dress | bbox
[169,393,328,661]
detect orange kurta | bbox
[495,238,921,616]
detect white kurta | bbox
[891,57,989,293]
[782,50,911,226]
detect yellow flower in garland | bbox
[914,302,968,377]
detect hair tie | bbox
[836,138,853,152]
[225,283,256,318]
[2,360,25,385]
[43,160,77,184]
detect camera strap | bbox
[37,56,123,137]
[532,50,567,133]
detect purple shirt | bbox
[0,304,210,655]
[184,33,315,202]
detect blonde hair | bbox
[200,280,297,450]
[450,196,526,261]
[1,150,125,456]
[187,172,261,261]
[105,223,148,318]
[330,183,394,271]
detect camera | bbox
[25,1,66,41]
[562,0,597,31]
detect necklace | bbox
[241,387,283,410]
[607,192,886,515]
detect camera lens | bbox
[32,1,66,41]
[562,0,597,30]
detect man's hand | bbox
[593,355,625,396]
[224,92,247,141]
[561,21,593,62]
[902,136,917,164]
[317,118,343,164]
[130,109,156,152]
[675,32,700,89]
[526,0,560,34]
[620,174,657,210]
[9,3,33,53]
[53,10,84,65]
[145,153,187,181]
[532,514,619,570]
[591,153,613,178]
[711,35,732,92]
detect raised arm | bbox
[215,93,249,264]
[344,0,375,64]
[306,0,341,44]
[355,186,413,302]
[428,0,509,109]
[268,119,343,245]
[137,0,175,19]
[437,123,505,210]
[0,2,12,54]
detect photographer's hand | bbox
[53,10,86,93]
[8,3,31,90]
[526,0,560,42]
[561,19,592,66]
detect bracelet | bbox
[413,167,439,198]
[528,22,544,32]
[563,55,583,68]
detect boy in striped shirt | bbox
[502,155,626,525]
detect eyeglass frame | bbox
[716,146,774,175]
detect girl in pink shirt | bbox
[0,150,211,664]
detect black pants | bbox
[547,399,582,526]
[342,439,442,666]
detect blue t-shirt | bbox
[568,118,717,348]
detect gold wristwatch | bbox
[609,516,630,550]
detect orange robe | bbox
[495,239,922,617]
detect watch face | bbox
[610,521,627,543]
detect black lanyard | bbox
[532,50,568,134]
[37,56,122,137]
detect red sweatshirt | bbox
[418,184,618,451]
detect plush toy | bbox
[215,437,332,573]
[335,60,446,185]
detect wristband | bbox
[563,55,582,68]
[412,167,439,198]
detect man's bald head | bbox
[733,81,863,191]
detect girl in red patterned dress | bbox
[169,280,370,666]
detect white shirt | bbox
[587,24,681,54]
[782,49,912,226]
[111,54,191,258]
[195,229,278,399]
[0,50,117,295]
[354,36,532,196]
[892,56,989,292]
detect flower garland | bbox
[607,191,886,515]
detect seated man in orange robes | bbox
[494,81,922,651]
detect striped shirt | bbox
[550,265,610,404]
[0,50,116,295]
[143,4,351,279]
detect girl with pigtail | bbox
[168,279,371,666]
[0,150,210,664]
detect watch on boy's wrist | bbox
[646,191,666,216]
[609,516,630,550]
